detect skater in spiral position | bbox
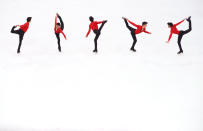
[122,17,151,52]
[86,16,107,53]
[166,16,192,54]
[54,13,67,52]
[11,17,32,54]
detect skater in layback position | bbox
[122,17,151,52]
[86,16,107,53]
[11,17,32,53]
[54,13,67,52]
[166,16,192,54]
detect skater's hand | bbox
[166,41,169,43]
[149,32,152,34]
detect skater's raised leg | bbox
[183,16,192,34]
[57,14,64,30]
[123,18,134,32]
[98,20,107,32]
[11,26,20,34]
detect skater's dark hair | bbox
[167,22,173,27]
[89,16,94,22]
[142,21,148,25]
[56,23,61,26]
[27,17,32,22]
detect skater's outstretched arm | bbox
[86,24,91,37]
[174,19,185,26]
[144,30,151,34]
[96,21,103,24]
[128,20,139,28]
[61,31,66,39]
[58,28,67,39]
[167,32,173,42]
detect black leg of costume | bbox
[55,33,61,52]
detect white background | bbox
[0,0,202,131]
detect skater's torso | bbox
[55,27,63,34]
[20,22,29,33]
[170,26,180,35]
[89,21,103,31]
[134,26,147,34]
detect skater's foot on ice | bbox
[177,50,183,54]
[17,50,20,54]
[130,48,136,52]
[93,49,98,53]
[186,16,191,21]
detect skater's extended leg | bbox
[58,15,64,30]
[55,33,61,52]
[183,16,192,34]
[98,21,107,32]
[11,26,20,34]
[123,19,134,31]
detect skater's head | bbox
[142,21,148,28]
[56,23,61,29]
[167,22,173,28]
[89,16,94,22]
[27,17,32,23]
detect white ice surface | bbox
[0,0,202,131]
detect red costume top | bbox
[86,21,104,37]
[168,19,185,41]
[128,20,151,34]
[54,16,66,39]
[19,22,29,33]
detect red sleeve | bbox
[60,30,66,39]
[54,16,57,32]
[128,20,139,28]
[168,32,173,42]
[144,30,151,34]
[174,19,185,26]
[86,24,91,37]
[96,21,103,24]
